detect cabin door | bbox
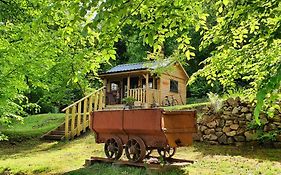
[107,81,121,105]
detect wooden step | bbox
[51,130,65,135]
[42,134,65,140]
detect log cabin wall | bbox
[159,63,188,105]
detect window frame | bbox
[170,79,179,93]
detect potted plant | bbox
[122,97,137,109]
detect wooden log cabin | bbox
[100,60,189,108]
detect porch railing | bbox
[128,88,147,103]
[128,88,161,105]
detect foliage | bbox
[256,130,279,143]
[187,77,222,98]
[1,0,280,137]
[0,0,115,138]
[122,97,137,106]
[72,0,280,123]
[247,119,281,143]
[193,0,281,123]
[207,92,223,113]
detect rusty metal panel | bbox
[91,109,196,148]
[162,110,197,147]
[123,109,163,134]
[123,109,167,147]
[91,110,127,143]
[92,110,124,133]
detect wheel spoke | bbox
[125,137,146,162]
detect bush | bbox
[187,77,222,98]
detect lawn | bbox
[0,114,281,175]
[1,113,64,141]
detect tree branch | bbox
[113,0,146,35]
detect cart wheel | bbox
[104,137,123,160]
[125,137,146,162]
[157,147,176,159]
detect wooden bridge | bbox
[42,87,105,140]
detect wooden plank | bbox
[133,89,136,99]
[138,89,141,101]
[71,106,76,139]
[64,108,69,140]
[98,90,103,111]
[145,73,149,104]
[152,76,155,89]
[85,157,194,171]
[83,98,88,132]
[94,93,98,111]
[127,76,130,97]
[103,79,107,107]
[89,94,93,112]
[140,89,143,103]
[77,102,82,136]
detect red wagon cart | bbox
[90,109,197,162]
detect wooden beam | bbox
[71,106,76,139]
[145,73,149,104]
[152,76,155,89]
[103,80,107,106]
[159,77,162,103]
[77,102,82,136]
[103,79,107,92]
[83,98,87,132]
[99,70,149,78]
[94,93,98,111]
[127,76,130,97]
[98,90,103,110]
[65,108,69,140]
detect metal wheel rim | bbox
[157,147,176,158]
[125,137,146,162]
[104,137,123,160]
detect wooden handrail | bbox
[63,86,105,140]
[62,86,105,112]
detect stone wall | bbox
[194,97,281,148]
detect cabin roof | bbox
[102,59,172,74]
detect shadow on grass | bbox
[0,132,93,159]
[193,142,281,162]
[64,163,187,175]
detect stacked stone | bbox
[194,97,281,147]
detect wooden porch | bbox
[101,70,162,108]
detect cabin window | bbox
[170,80,178,93]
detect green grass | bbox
[0,114,281,175]
[1,113,64,140]
[0,134,280,175]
